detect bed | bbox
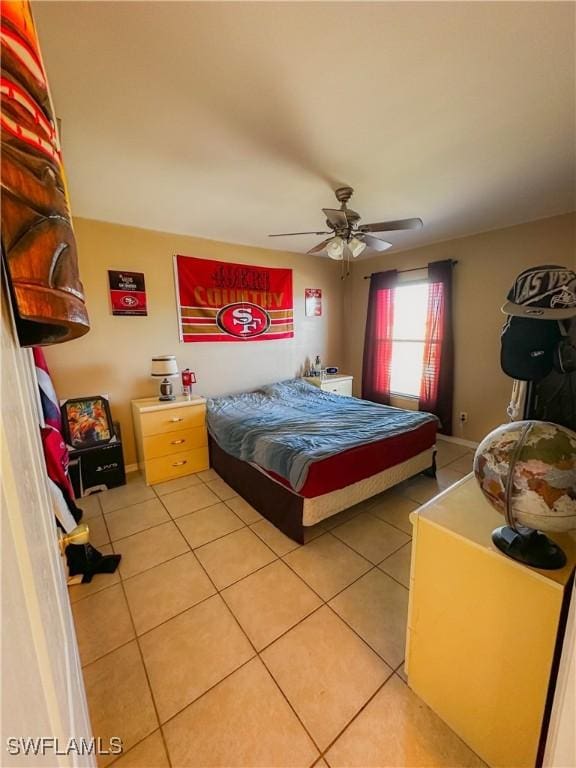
[206,379,438,543]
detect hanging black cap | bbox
[502,265,576,320]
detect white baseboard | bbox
[125,463,139,474]
[437,434,479,450]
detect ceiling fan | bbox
[268,186,423,261]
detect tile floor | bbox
[70,439,485,768]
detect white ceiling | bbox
[33,1,575,259]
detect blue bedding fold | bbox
[206,378,437,493]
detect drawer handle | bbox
[171,439,186,445]
[171,460,188,467]
[170,417,184,422]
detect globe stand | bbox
[489,421,570,570]
[492,525,567,570]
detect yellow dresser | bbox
[131,396,209,485]
[406,475,575,768]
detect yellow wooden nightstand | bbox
[406,475,575,768]
[131,395,209,485]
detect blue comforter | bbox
[206,379,437,493]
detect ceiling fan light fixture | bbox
[326,236,345,260]
[267,187,422,260]
[348,237,367,258]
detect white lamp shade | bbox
[349,237,367,258]
[326,236,344,260]
[151,355,179,377]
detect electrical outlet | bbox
[459,411,468,423]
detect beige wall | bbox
[46,213,575,467]
[344,213,576,443]
[45,218,344,465]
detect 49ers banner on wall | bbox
[175,255,294,343]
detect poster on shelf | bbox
[305,288,322,317]
[61,395,114,449]
[108,270,147,316]
[175,255,294,342]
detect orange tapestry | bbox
[1,0,89,345]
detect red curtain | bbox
[419,260,454,434]
[362,270,398,405]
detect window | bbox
[389,281,429,397]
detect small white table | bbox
[304,374,353,396]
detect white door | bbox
[1,286,94,767]
[544,580,576,768]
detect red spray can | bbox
[181,369,196,398]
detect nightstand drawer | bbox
[140,404,206,436]
[145,446,209,484]
[323,379,352,396]
[143,426,207,460]
[303,375,353,397]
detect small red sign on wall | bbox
[108,271,147,316]
[305,288,322,317]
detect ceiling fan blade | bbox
[307,238,334,255]
[322,208,349,229]
[269,231,332,237]
[359,217,423,233]
[358,233,393,252]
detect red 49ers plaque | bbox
[108,270,147,316]
[175,255,293,342]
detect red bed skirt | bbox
[263,419,437,497]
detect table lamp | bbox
[151,355,179,401]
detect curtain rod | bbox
[363,260,458,280]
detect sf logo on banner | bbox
[216,302,271,338]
